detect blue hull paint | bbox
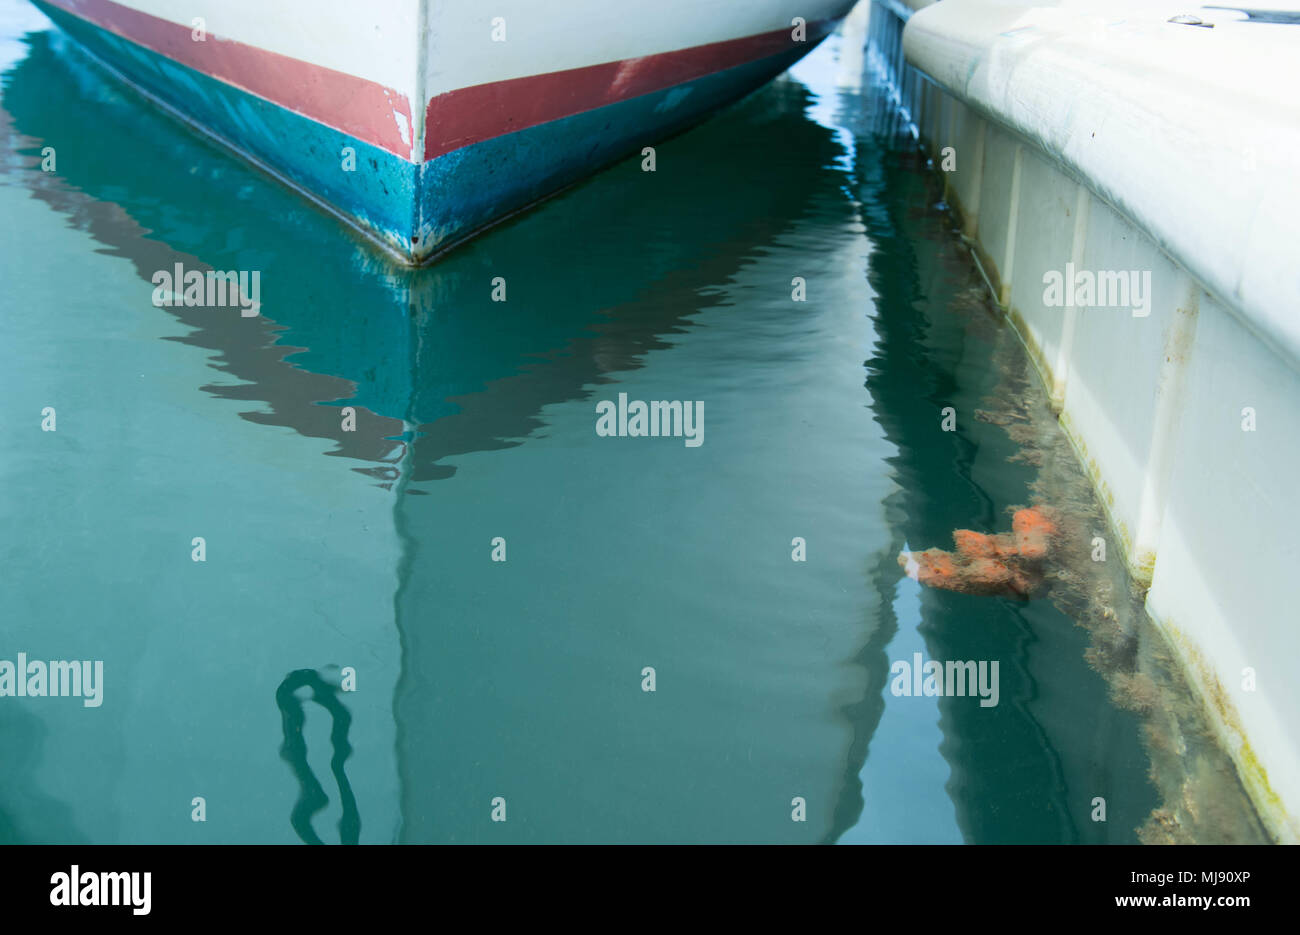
[35,1,418,257]
[416,45,813,258]
[36,2,823,263]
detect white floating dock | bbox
[868,0,1300,841]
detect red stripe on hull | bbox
[424,22,834,161]
[44,0,414,158]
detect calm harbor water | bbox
[0,3,1265,844]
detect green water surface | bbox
[0,5,1159,843]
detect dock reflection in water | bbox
[0,8,1263,843]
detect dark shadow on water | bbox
[276,669,360,846]
[0,706,88,844]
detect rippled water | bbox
[0,3,1264,843]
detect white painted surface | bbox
[902,0,1300,368]
[1146,292,1300,842]
[421,0,860,96]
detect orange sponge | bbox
[899,506,1057,598]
